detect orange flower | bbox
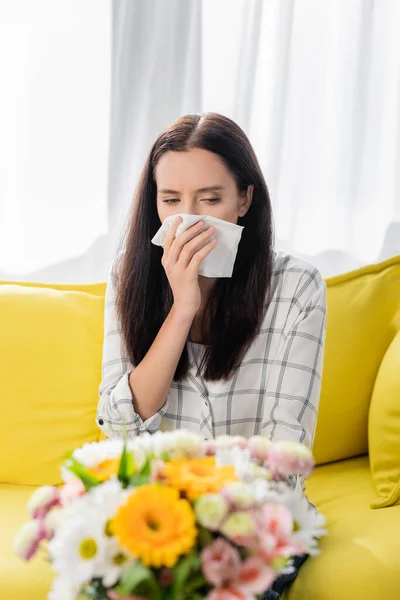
[111,484,197,568]
[162,456,238,500]
[87,458,120,482]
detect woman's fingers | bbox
[178,227,216,267]
[188,237,217,272]
[162,216,182,256]
[167,220,205,264]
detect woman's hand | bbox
[161,217,217,315]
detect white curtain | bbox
[0,0,111,281]
[1,0,399,282]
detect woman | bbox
[97,113,327,597]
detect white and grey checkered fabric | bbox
[97,250,327,464]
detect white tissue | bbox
[151,214,244,278]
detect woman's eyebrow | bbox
[158,185,225,194]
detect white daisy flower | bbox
[48,575,80,600]
[100,538,133,587]
[80,481,133,587]
[48,514,105,587]
[80,478,129,525]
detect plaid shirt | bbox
[97,251,327,461]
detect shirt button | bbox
[98,418,104,425]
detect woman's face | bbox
[155,148,253,224]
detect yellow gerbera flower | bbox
[87,458,120,482]
[162,456,238,500]
[111,484,197,568]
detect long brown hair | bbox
[115,113,274,381]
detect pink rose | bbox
[235,556,276,594]
[201,538,241,587]
[27,485,60,519]
[206,556,276,600]
[257,504,300,562]
[247,436,272,463]
[14,519,47,561]
[266,442,314,480]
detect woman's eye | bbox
[163,197,220,204]
[202,197,221,204]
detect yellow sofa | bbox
[1,256,400,599]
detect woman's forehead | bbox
[155,148,235,192]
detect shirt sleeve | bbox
[97,254,167,439]
[262,268,327,488]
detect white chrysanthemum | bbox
[100,538,133,587]
[281,487,327,555]
[252,478,277,505]
[216,446,252,480]
[61,440,146,482]
[151,430,204,459]
[51,480,131,588]
[48,576,80,600]
[48,514,105,586]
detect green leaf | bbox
[135,579,162,600]
[197,526,213,548]
[171,553,202,600]
[117,560,160,599]
[140,454,154,477]
[118,440,136,488]
[182,574,208,595]
[129,473,150,487]
[65,457,101,491]
[81,578,108,600]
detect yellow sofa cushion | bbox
[313,255,400,465]
[0,483,53,599]
[368,329,400,508]
[284,456,400,600]
[0,282,106,486]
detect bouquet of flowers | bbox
[14,431,326,600]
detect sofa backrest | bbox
[1,255,399,482]
[0,281,105,486]
[313,255,400,465]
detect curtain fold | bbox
[0,0,111,279]
[108,0,203,240]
